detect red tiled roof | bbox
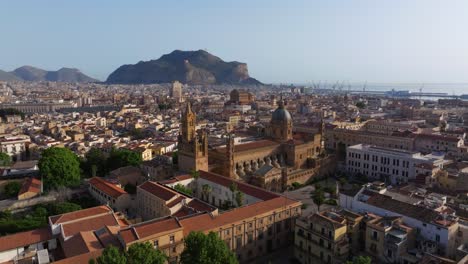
[18,178,41,196]
[0,227,52,252]
[199,170,279,201]
[62,213,120,238]
[138,181,179,201]
[54,249,103,264]
[49,205,112,225]
[167,196,185,208]
[62,231,103,258]
[179,196,300,236]
[216,140,279,153]
[174,174,192,181]
[89,177,127,198]
[187,199,216,212]
[120,217,182,244]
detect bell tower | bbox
[181,103,195,142]
[224,133,236,178]
[178,103,208,172]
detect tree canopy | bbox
[181,231,238,264]
[96,246,127,264]
[312,189,325,212]
[38,147,81,189]
[0,153,11,166]
[107,148,142,171]
[4,181,21,197]
[0,108,25,121]
[346,256,372,264]
[127,242,167,264]
[82,148,108,177]
[92,243,166,264]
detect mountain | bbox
[0,70,21,81]
[0,66,98,82]
[106,50,262,85]
[46,68,98,82]
[12,66,48,81]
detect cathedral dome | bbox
[271,101,292,122]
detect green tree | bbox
[0,153,11,166]
[96,245,127,264]
[50,202,82,215]
[4,181,21,197]
[107,148,142,171]
[229,182,238,205]
[174,184,192,196]
[191,169,200,194]
[83,148,108,177]
[202,184,212,202]
[235,191,244,207]
[0,108,25,121]
[355,102,366,109]
[346,256,372,264]
[38,147,81,189]
[124,184,137,194]
[126,242,167,264]
[312,190,325,212]
[181,231,238,264]
[172,151,178,165]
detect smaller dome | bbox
[271,101,292,122]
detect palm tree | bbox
[190,169,200,196]
[202,184,212,202]
[229,182,238,207]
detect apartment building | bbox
[365,215,415,263]
[346,144,445,185]
[339,184,465,259]
[294,211,352,264]
[88,177,131,213]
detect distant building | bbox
[0,134,30,161]
[229,89,254,105]
[170,81,183,103]
[346,144,445,185]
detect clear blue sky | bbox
[2,0,468,83]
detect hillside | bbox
[0,66,98,83]
[106,50,261,85]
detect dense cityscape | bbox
[2,1,468,264]
[0,77,466,264]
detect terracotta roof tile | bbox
[62,231,103,258]
[0,227,52,252]
[89,177,127,198]
[62,213,120,238]
[138,181,179,201]
[49,205,112,225]
[18,177,41,196]
[120,217,182,244]
[199,170,279,201]
[53,249,103,264]
[179,196,300,236]
[216,140,279,153]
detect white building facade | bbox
[346,144,445,185]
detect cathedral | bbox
[178,100,327,192]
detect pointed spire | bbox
[186,102,192,114]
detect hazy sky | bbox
[2,0,468,84]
